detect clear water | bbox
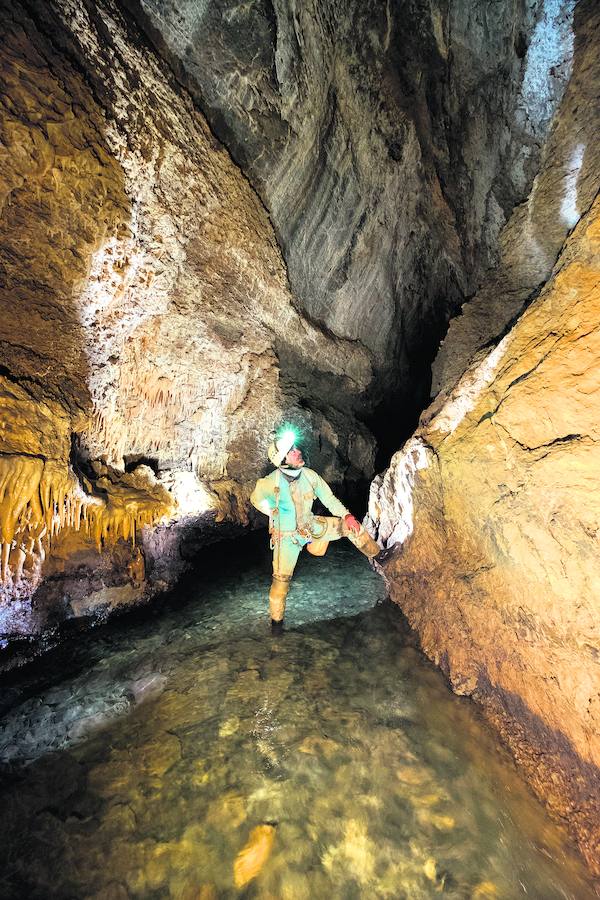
[0,537,595,899]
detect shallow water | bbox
[0,537,595,899]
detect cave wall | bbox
[433,0,599,395]
[368,0,600,871]
[0,0,375,643]
[122,0,567,434]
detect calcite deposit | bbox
[124,0,566,436]
[0,0,374,641]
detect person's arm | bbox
[312,472,350,518]
[250,477,275,517]
[312,472,361,534]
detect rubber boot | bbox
[269,574,290,631]
[271,619,284,636]
[350,529,380,559]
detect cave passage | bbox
[0,541,594,899]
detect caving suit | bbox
[250,466,379,622]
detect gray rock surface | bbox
[124,0,564,427]
[432,0,599,395]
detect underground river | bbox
[0,536,595,899]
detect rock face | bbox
[433,0,599,395]
[368,2,600,865]
[123,0,567,435]
[0,0,374,643]
[1,0,599,879]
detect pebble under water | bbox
[0,536,595,899]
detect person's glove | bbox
[344,513,361,534]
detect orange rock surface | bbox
[233,824,276,888]
[369,197,600,871]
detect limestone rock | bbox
[125,0,558,425]
[0,0,374,638]
[369,195,600,871]
[432,0,599,395]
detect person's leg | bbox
[342,519,380,558]
[270,536,302,626]
[305,516,342,557]
[307,515,379,558]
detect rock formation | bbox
[2,0,599,876]
[125,0,566,439]
[369,0,600,872]
[1,0,562,644]
[0,0,374,641]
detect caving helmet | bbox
[267,428,297,467]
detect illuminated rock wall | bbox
[368,1,600,868]
[123,0,565,431]
[433,0,599,395]
[0,0,374,641]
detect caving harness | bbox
[269,468,322,573]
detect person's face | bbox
[285,446,304,468]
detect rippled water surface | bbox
[0,537,595,898]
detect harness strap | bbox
[271,470,282,571]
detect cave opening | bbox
[123,454,160,476]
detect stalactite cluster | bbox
[0,451,173,598]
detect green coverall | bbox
[250,467,378,622]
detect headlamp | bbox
[277,429,297,456]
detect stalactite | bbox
[0,455,173,595]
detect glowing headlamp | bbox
[277,429,297,456]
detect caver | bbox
[250,429,380,634]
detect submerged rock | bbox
[233,823,276,888]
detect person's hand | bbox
[344,514,361,534]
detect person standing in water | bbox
[250,429,380,634]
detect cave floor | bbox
[0,540,595,899]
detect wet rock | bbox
[423,857,437,882]
[70,583,145,619]
[233,823,276,888]
[298,735,340,759]
[128,672,168,705]
[395,765,430,787]
[89,733,181,797]
[471,883,499,899]
[87,883,130,900]
[205,791,247,830]
[322,818,376,884]
[416,810,456,832]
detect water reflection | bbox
[0,539,595,898]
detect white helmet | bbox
[267,429,297,467]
